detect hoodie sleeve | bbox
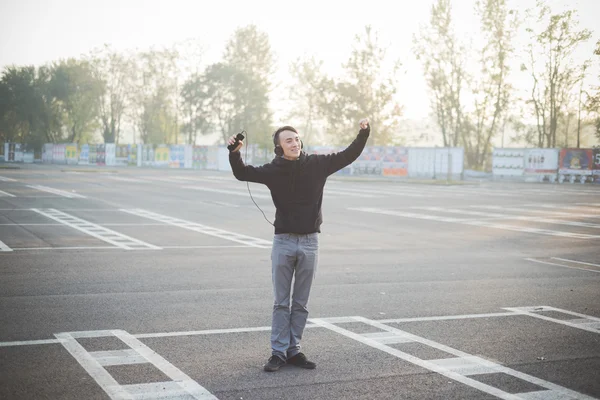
[321,126,370,176]
[229,151,271,184]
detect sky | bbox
[1,0,599,144]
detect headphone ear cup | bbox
[274,146,283,156]
[300,140,304,150]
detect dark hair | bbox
[273,126,298,147]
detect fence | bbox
[4,142,600,184]
[492,147,600,184]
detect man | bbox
[227,118,370,372]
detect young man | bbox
[227,118,370,372]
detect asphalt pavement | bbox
[0,164,599,400]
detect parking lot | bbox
[0,165,599,399]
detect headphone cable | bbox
[243,131,274,227]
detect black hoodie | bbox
[229,128,370,234]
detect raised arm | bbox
[322,118,371,176]
[227,135,271,184]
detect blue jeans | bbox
[270,233,319,359]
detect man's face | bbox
[278,130,301,160]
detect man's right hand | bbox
[227,135,244,152]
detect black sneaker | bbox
[263,355,286,372]
[286,353,316,369]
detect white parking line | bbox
[504,306,600,334]
[121,208,272,248]
[551,257,600,268]
[55,332,133,400]
[0,310,524,347]
[0,239,12,252]
[182,185,271,199]
[27,185,86,198]
[106,176,152,183]
[350,207,600,239]
[412,206,600,229]
[471,205,600,219]
[0,189,16,197]
[313,317,596,400]
[114,330,218,399]
[525,258,600,274]
[31,208,161,250]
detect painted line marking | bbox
[0,338,63,347]
[323,188,380,198]
[31,208,161,250]
[0,239,13,252]
[471,205,600,220]
[534,204,600,213]
[504,306,600,334]
[551,257,600,268]
[350,207,600,239]
[121,209,272,248]
[348,317,595,400]
[525,258,600,274]
[0,176,17,182]
[106,176,152,183]
[377,311,516,324]
[122,381,194,399]
[412,206,600,229]
[27,185,86,198]
[113,329,218,400]
[12,246,121,251]
[90,349,147,367]
[181,185,271,199]
[0,310,521,347]
[311,318,522,400]
[325,187,434,198]
[0,189,16,197]
[55,332,134,400]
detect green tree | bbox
[464,0,518,168]
[414,0,467,148]
[50,58,103,144]
[130,47,179,145]
[89,45,135,144]
[286,55,328,145]
[322,26,403,146]
[221,25,274,148]
[523,1,592,148]
[180,71,212,145]
[0,65,63,150]
[587,40,600,142]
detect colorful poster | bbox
[128,144,137,166]
[96,144,106,165]
[559,148,593,175]
[169,145,185,168]
[593,149,600,183]
[79,144,89,164]
[115,144,129,166]
[65,144,78,164]
[382,147,408,177]
[193,146,208,169]
[53,144,66,163]
[354,146,384,176]
[154,145,170,167]
[88,144,97,164]
[141,144,154,166]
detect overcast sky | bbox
[1,0,598,124]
